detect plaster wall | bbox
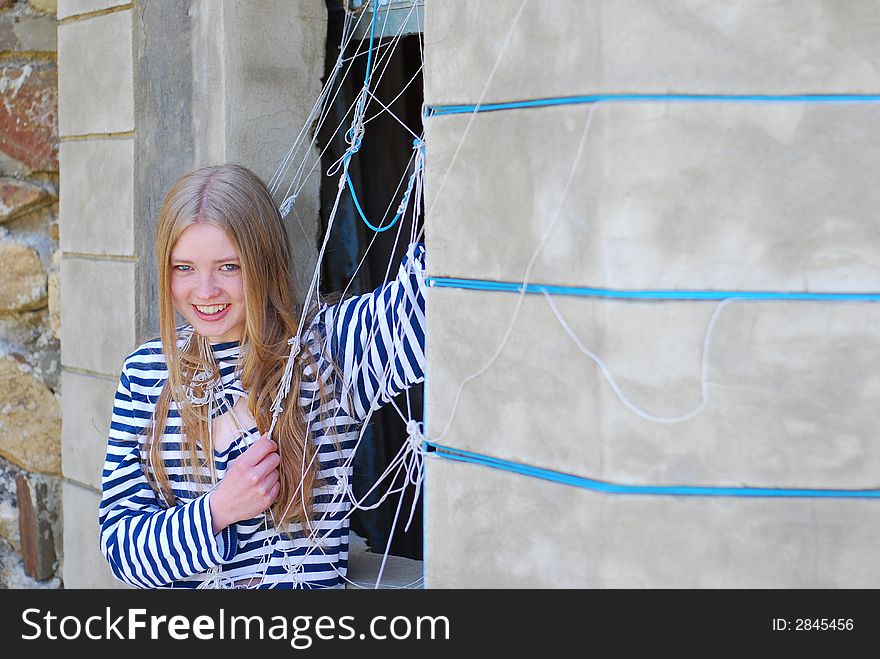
[423,0,880,586]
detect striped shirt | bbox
[99,243,426,588]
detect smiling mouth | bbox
[193,303,230,316]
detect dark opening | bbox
[318,3,424,560]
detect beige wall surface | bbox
[423,0,880,587]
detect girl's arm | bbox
[98,355,237,588]
[323,242,426,422]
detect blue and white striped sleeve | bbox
[326,242,426,422]
[98,358,236,588]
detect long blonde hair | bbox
[146,163,333,533]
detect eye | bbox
[220,263,240,272]
[172,264,192,272]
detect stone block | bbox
[218,0,327,181]
[424,0,880,105]
[0,354,60,474]
[61,479,129,588]
[16,473,58,580]
[425,455,880,587]
[0,239,46,310]
[58,9,133,136]
[61,369,116,489]
[425,287,880,489]
[425,103,880,290]
[59,137,134,255]
[0,177,52,224]
[29,0,57,14]
[0,13,57,51]
[172,0,325,306]
[0,65,58,171]
[60,257,135,374]
[0,457,21,549]
[57,0,124,20]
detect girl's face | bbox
[170,223,246,343]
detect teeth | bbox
[195,304,229,315]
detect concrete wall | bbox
[422,0,880,587]
[0,0,61,589]
[58,0,326,588]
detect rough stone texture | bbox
[0,533,60,587]
[61,370,116,489]
[0,456,21,549]
[59,137,133,255]
[0,12,57,52]
[0,309,59,391]
[424,0,880,105]
[57,9,133,136]
[60,257,135,374]
[0,65,58,171]
[58,0,125,20]
[0,238,46,310]
[425,456,880,588]
[0,177,52,223]
[47,246,58,335]
[30,0,57,14]
[17,473,57,579]
[426,288,880,489]
[425,103,880,290]
[62,480,128,588]
[0,353,61,474]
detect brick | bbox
[59,137,133,255]
[0,239,46,311]
[0,13,57,52]
[0,177,51,224]
[57,10,132,136]
[0,354,61,474]
[61,370,116,489]
[0,65,58,172]
[60,257,135,374]
[16,474,57,580]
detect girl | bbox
[98,163,426,588]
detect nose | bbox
[195,272,221,300]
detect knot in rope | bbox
[332,465,350,498]
[405,419,425,454]
[279,194,298,218]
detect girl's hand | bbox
[209,435,281,535]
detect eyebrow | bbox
[170,256,240,264]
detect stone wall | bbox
[422,0,880,587]
[0,0,61,588]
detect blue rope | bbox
[426,441,880,498]
[426,93,880,117]
[343,1,423,233]
[426,277,880,302]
